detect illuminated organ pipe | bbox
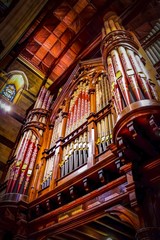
[34,86,44,108]
[50,111,62,148]
[96,82,101,112]
[34,87,52,110]
[60,132,88,177]
[147,47,158,63]
[100,76,106,108]
[46,95,53,110]
[23,139,39,194]
[7,130,32,193]
[145,40,160,65]
[6,86,53,193]
[42,153,56,189]
[111,49,131,106]
[34,86,46,109]
[17,134,37,193]
[149,46,159,62]
[95,73,112,112]
[41,89,50,109]
[65,82,90,136]
[135,55,158,100]
[146,49,156,65]
[127,49,153,100]
[65,98,74,136]
[118,46,141,101]
[96,113,115,154]
[77,86,82,126]
[107,56,123,114]
[101,14,158,114]
[80,85,85,125]
[72,90,78,132]
[6,131,28,193]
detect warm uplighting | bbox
[0,99,11,112]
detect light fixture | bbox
[106,238,112,240]
[0,99,11,112]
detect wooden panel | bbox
[54,2,71,21]
[60,49,76,67]
[0,114,22,143]
[63,9,77,26]
[43,53,55,67]
[0,135,14,149]
[34,28,50,44]
[0,143,12,164]
[70,40,83,54]
[69,17,85,33]
[36,46,48,60]
[31,56,41,66]
[26,41,41,54]
[43,14,60,32]
[43,34,58,50]
[73,0,88,14]
[50,40,65,58]
[60,29,75,45]
[79,4,96,22]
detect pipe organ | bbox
[42,153,56,189]
[5,87,53,194]
[142,20,160,66]
[95,73,111,112]
[65,81,90,136]
[101,15,158,114]
[96,112,115,154]
[50,110,63,149]
[1,10,160,240]
[4,13,160,200]
[60,132,88,178]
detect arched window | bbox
[0,70,29,103]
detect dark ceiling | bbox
[45,213,136,240]
[14,0,160,90]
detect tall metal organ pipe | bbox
[101,13,158,114]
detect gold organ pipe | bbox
[111,49,131,106]
[104,20,111,34]
[118,46,141,101]
[127,49,153,99]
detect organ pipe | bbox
[50,111,63,149]
[65,82,90,136]
[118,46,141,101]
[96,113,115,154]
[6,86,53,194]
[42,154,56,189]
[60,132,88,177]
[95,74,111,112]
[101,13,158,115]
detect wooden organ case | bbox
[0,12,160,240]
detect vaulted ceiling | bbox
[13,0,159,91]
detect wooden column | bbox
[120,163,137,208]
[88,87,96,114]
[28,126,48,201]
[49,139,63,190]
[60,99,70,138]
